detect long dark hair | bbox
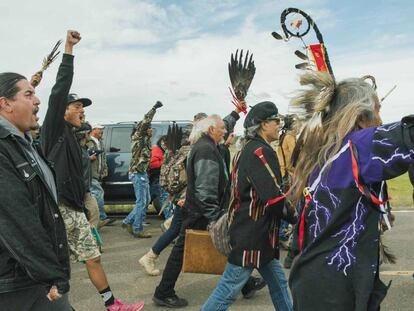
[0,72,26,99]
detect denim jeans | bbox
[201,259,293,311]
[160,187,174,219]
[149,173,161,201]
[123,172,150,233]
[90,178,107,220]
[152,206,183,255]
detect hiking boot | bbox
[152,295,188,308]
[107,298,144,311]
[121,223,133,234]
[133,231,152,238]
[139,249,160,276]
[242,277,266,299]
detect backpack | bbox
[160,146,189,195]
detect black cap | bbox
[243,101,280,129]
[67,93,92,107]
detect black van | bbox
[101,120,191,206]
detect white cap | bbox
[92,124,104,129]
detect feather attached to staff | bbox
[228,49,256,114]
[30,40,62,87]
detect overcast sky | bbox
[1,0,413,132]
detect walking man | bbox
[0,73,71,309]
[122,102,163,238]
[41,30,144,311]
[87,124,115,228]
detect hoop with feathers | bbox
[272,8,335,79]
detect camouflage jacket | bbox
[160,144,191,197]
[129,108,156,173]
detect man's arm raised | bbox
[41,30,81,156]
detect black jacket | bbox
[228,136,284,268]
[184,134,229,222]
[0,126,70,294]
[41,54,85,211]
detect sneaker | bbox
[139,249,160,276]
[133,231,152,238]
[107,299,144,311]
[242,277,266,299]
[121,223,133,234]
[152,295,188,308]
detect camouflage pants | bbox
[58,203,101,262]
[84,192,99,228]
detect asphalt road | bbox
[70,211,414,311]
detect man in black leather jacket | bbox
[153,114,229,307]
[0,75,71,309]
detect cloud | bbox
[1,0,413,134]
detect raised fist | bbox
[66,30,81,46]
[153,101,163,109]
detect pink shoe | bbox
[107,299,145,311]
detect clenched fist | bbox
[66,30,81,46]
[47,285,62,301]
[153,101,163,110]
[65,30,81,55]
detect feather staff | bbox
[30,40,62,87]
[228,49,256,114]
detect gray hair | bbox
[189,114,222,144]
[243,124,261,140]
[291,72,379,205]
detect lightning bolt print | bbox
[307,182,340,242]
[376,123,399,132]
[326,197,367,276]
[372,148,414,165]
[372,138,393,147]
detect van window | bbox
[110,127,133,153]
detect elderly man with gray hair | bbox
[153,114,229,308]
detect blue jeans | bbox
[152,206,183,255]
[160,187,173,219]
[123,172,150,233]
[90,178,107,220]
[201,259,292,311]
